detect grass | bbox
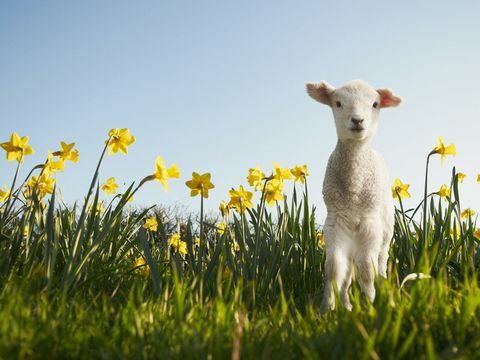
[0,132,479,359]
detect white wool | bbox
[306,79,401,313]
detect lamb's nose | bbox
[351,118,364,125]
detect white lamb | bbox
[306,79,402,313]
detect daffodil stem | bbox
[197,188,204,275]
[253,179,268,282]
[422,153,433,254]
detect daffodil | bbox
[26,172,55,199]
[474,229,480,241]
[457,173,466,183]
[134,257,150,276]
[391,179,411,200]
[450,224,461,239]
[316,230,325,247]
[273,162,293,182]
[247,166,265,191]
[144,217,158,232]
[228,186,253,213]
[437,184,451,199]
[290,164,309,183]
[461,208,475,220]
[432,136,456,165]
[264,179,284,207]
[107,128,136,155]
[219,201,230,217]
[477,174,480,184]
[45,151,65,173]
[168,233,187,256]
[1,132,34,162]
[54,142,79,163]
[194,238,201,246]
[0,185,10,202]
[101,177,118,195]
[185,172,215,198]
[153,156,180,192]
[217,222,226,235]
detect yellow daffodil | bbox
[391,178,411,200]
[273,162,293,182]
[45,151,65,173]
[54,142,79,163]
[134,257,150,276]
[217,222,226,235]
[290,164,309,183]
[432,136,456,165]
[144,217,158,232]
[461,208,475,220]
[437,184,451,199]
[228,185,253,213]
[219,201,230,217]
[474,229,480,241]
[316,230,325,247]
[26,172,55,199]
[264,179,284,207]
[101,177,118,195]
[0,185,10,202]
[168,233,187,255]
[1,132,34,162]
[477,174,480,184]
[185,172,215,198]
[107,128,136,155]
[247,166,265,191]
[153,156,180,192]
[457,173,466,183]
[194,238,201,247]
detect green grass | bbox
[0,139,479,359]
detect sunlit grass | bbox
[0,130,479,358]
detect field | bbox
[0,130,479,359]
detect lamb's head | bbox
[306,79,402,142]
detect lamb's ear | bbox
[377,88,402,108]
[306,81,335,106]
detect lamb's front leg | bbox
[355,216,383,302]
[321,220,353,314]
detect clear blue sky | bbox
[1,1,479,218]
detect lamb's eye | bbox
[373,101,378,108]
[335,101,341,108]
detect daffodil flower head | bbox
[247,166,265,191]
[273,162,293,182]
[1,132,34,162]
[153,156,180,192]
[54,142,79,163]
[291,164,309,183]
[432,136,456,165]
[168,233,187,256]
[457,173,466,183]
[107,128,136,155]
[228,185,254,213]
[0,185,10,202]
[437,184,451,199]
[315,230,325,247]
[26,171,56,199]
[134,257,150,277]
[143,216,158,232]
[264,178,284,207]
[101,177,118,195]
[45,151,65,174]
[461,208,475,220]
[474,228,480,241]
[477,174,480,184]
[217,222,226,235]
[185,172,215,198]
[391,178,411,200]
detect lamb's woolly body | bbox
[306,79,401,313]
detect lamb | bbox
[306,79,402,313]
